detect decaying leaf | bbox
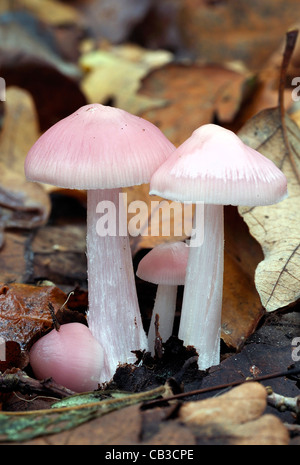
[137,62,254,146]
[0,87,51,241]
[238,108,300,311]
[179,382,289,445]
[179,0,300,71]
[221,206,265,349]
[79,43,173,114]
[0,282,69,370]
[0,383,169,443]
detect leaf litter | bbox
[0,2,299,445]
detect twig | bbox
[48,302,60,331]
[143,366,300,407]
[0,369,75,399]
[267,388,300,416]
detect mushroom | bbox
[29,322,104,392]
[25,103,175,383]
[136,241,189,355]
[150,124,288,370]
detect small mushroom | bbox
[136,241,189,355]
[150,124,288,370]
[25,103,175,383]
[29,323,104,392]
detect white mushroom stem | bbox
[148,284,178,355]
[87,188,148,384]
[178,204,224,370]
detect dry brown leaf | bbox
[237,108,300,311]
[0,88,51,237]
[21,404,143,446]
[0,282,69,370]
[180,382,267,425]
[138,62,253,146]
[179,382,289,445]
[79,43,172,114]
[223,414,290,446]
[221,206,264,349]
[179,0,300,71]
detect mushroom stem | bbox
[148,284,178,355]
[178,204,224,370]
[87,188,148,383]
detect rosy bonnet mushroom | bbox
[150,123,288,370]
[25,103,175,384]
[29,322,104,392]
[136,241,189,355]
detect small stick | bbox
[48,302,60,331]
[0,369,75,398]
[143,366,300,407]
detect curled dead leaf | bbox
[238,108,300,311]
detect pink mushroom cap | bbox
[150,124,288,206]
[136,241,189,286]
[29,323,104,392]
[24,103,175,189]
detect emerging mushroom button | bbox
[150,124,288,371]
[25,103,176,384]
[136,241,189,355]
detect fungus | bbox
[136,241,189,355]
[25,103,175,383]
[150,124,288,370]
[29,322,104,392]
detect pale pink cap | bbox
[25,104,175,189]
[150,124,288,206]
[136,241,189,286]
[29,322,104,392]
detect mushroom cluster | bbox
[25,106,288,389]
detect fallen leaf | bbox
[0,282,69,370]
[179,0,300,71]
[179,382,289,445]
[0,383,169,443]
[138,62,253,146]
[79,43,173,114]
[221,206,264,349]
[237,108,300,311]
[0,88,51,236]
[180,382,267,424]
